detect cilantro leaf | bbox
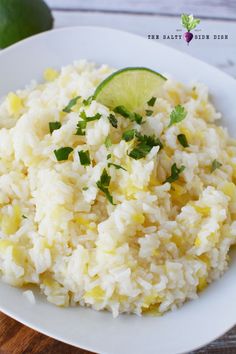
[164,163,185,183]
[75,110,102,136]
[80,110,101,122]
[54,147,73,161]
[211,159,222,173]
[108,163,127,171]
[145,110,153,116]
[82,187,88,191]
[147,97,156,107]
[99,168,111,187]
[108,113,118,128]
[75,120,87,135]
[122,129,137,142]
[114,105,143,124]
[49,121,61,134]
[107,153,112,160]
[78,150,91,166]
[83,95,94,106]
[177,133,189,147]
[96,169,115,205]
[129,143,152,160]
[135,133,163,149]
[63,96,81,113]
[132,112,143,124]
[114,105,130,118]
[105,136,112,148]
[97,182,114,204]
[128,132,163,160]
[169,105,187,127]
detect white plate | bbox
[0,27,236,354]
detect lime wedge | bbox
[94,67,166,112]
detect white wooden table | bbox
[2,1,235,354]
[46,0,236,78]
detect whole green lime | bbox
[0,0,53,49]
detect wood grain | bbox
[46,0,236,20]
[0,312,235,353]
[52,10,236,78]
[0,312,92,354]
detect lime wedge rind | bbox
[94,67,166,112]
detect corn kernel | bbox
[199,253,210,267]
[132,213,145,224]
[7,92,23,116]
[44,68,59,82]
[0,205,21,235]
[191,90,198,100]
[194,236,201,247]
[220,182,236,200]
[168,90,180,105]
[75,215,90,226]
[194,205,211,216]
[84,286,105,300]
[197,276,207,292]
[0,239,14,250]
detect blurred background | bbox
[45,0,236,77]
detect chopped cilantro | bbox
[164,163,185,183]
[22,215,27,219]
[107,153,112,160]
[99,168,111,186]
[177,133,189,147]
[54,147,73,161]
[75,120,87,136]
[96,169,115,205]
[145,110,153,116]
[108,114,118,128]
[114,105,143,124]
[78,150,91,166]
[211,159,222,173]
[80,110,101,122]
[108,163,127,171]
[132,112,143,124]
[63,96,81,113]
[49,121,61,134]
[147,97,156,107]
[75,110,101,136]
[169,105,187,127]
[105,136,112,148]
[83,95,94,106]
[122,129,136,142]
[114,105,130,118]
[82,187,88,191]
[129,133,163,160]
[129,143,152,160]
[135,133,163,149]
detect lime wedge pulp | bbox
[93,67,166,112]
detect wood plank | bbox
[45,0,236,20]
[52,11,236,78]
[0,312,93,354]
[0,312,235,353]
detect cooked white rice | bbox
[0,60,236,317]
